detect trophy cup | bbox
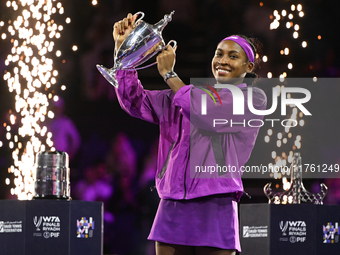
[34,151,71,200]
[96,11,177,87]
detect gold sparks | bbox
[1,0,70,200]
[264,3,311,186]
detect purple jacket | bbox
[115,70,267,200]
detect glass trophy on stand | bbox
[264,152,328,204]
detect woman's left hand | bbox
[156,44,177,78]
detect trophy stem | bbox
[96,65,119,88]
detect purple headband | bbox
[220,36,255,63]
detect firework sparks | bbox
[1,0,71,200]
[260,2,310,184]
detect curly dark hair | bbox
[236,34,263,84]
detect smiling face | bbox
[212,40,254,84]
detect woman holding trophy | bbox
[111,13,266,255]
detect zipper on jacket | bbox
[184,125,196,199]
[183,149,189,199]
[211,135,226,176]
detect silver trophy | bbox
[96,11,177,87]
[34,151,71,200]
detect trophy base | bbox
[96,64,118,88]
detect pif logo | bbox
[200,84,311,116]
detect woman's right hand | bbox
[113,13,138,51]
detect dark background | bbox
[0,0,339,254]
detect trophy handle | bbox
[135,40,178,70]
[156,40,177,51]
[133,11,145,27]
[114,11,145,57]
[166,40,177,50]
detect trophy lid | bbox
[36,150,69,168]
[153,11,175,33]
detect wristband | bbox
[163,71,177,82]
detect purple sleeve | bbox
[115,70,171,124]
[172,85,267,133]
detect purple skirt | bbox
[148,193,241,252]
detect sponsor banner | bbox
[0,221,22,233]
[323,222,339,244]
[77,217,94,238]
[33,216,61,239]
[279,220,307,243]
[243,225,268,238]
